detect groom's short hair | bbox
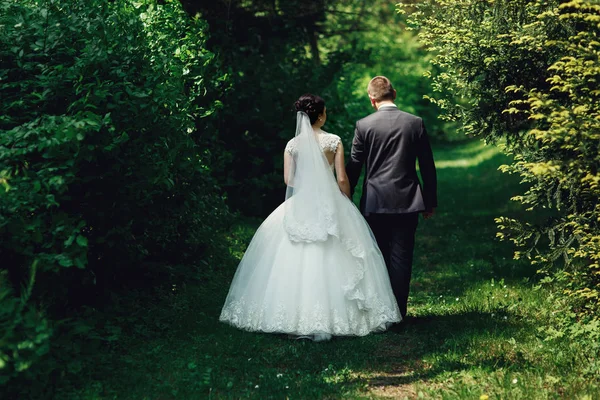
[368,76,395,102]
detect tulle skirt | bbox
[219,195,402,338]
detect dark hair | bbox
[294,94,325,125]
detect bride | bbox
[219,94,401,341]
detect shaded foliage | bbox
[181,0,447,216]
[0,0,230,388]
[402,0,600,335]
[330,2,450,140]
[180,0,350,215]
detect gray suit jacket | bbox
[346,107,437,216]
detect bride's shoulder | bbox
[319,132,341,152]
[284,137,297,155]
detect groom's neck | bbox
[375,100,395,110]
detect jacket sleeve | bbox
[345,121,366,196]
[416,120,438,210]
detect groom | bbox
[346,76,437,319]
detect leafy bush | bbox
[401,0,599,328]
[182,1,449,217]
[329,4,450,141]
[205,35,353,216]
[0,265,51,386]
[0,0,230,385]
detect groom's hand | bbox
[422,208,435,219]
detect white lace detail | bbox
[220,297,398,337]
[283,204,339,243]
[319,133,342,153]
[285,133,341,156]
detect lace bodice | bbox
[285,132,341,156]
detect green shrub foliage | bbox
[177,1,449,216]
[401,0,599,327]
[191,0,351,216]
[0,264,51,386]
[0,0,229,383]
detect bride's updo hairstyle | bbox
[294,94,325,125]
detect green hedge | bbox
[402,0,599,335]
[0,0,230,386]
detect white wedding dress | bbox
[219,113,401,340]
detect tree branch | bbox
[324,8,363,16]
[321,28,370,36]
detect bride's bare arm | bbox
[334,142,351,198]
[283,151,294,185]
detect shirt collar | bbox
[378,103,398,109]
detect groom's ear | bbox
[369,96,377,108]
[392,89,397,100]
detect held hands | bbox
[422,208,436,220]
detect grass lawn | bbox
[54,140,599,399]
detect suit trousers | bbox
[366,213,419,318]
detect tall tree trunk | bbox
[308,24,321,65]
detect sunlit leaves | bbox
[404,0,600,330]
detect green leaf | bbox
[76,235,88,247]
[58,258,73,267]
